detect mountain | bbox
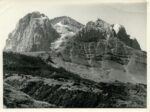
[3,12,147,108]
[3,12,146,84]
[4,11,60,52]
[51,18,146,84]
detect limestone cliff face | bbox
[51,19,146,84]
[4,12,59,52]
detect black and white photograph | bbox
[0,0,148,109]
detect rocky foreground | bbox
[3,52,146,108]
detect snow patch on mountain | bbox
[113,24,122,34]
[51,21,76,50]
[51,32,75,50]
[53,22,72,34]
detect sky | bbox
[0,0,147,51]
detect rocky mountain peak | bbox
[4,12,59,52]
[23,11,47,19]
[112,24,141,50]
[50,16,84,33]
[50,16,84,27]
[74,19,112,43]
[86,18,110,29]
[85,20,141,50]
[95,18,110,28]
[18,12,48,26]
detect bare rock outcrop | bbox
[4,12,59,52]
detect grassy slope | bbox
[3,51,94,84]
